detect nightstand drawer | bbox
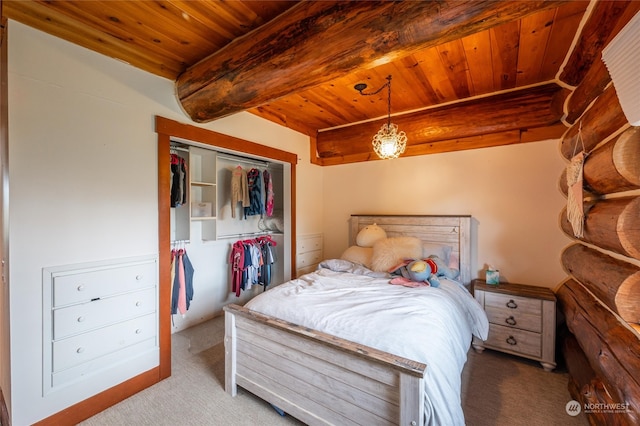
[485,306,542,333]
[484,292,541,316]
[485,324,542,358]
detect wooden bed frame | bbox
[224,215,472,425]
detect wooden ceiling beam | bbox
[315,83,569,161]
[176,0,565,123]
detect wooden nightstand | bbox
[472,279,556,371]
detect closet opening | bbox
[155,116,297,379]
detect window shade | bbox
[602,12,640,126]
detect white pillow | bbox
[371,237,423,272]
[340,246,373,269]
[422,242,453,265]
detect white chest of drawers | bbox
[43,255,159,393]
[472,279,556,371]
[296,234,323,277]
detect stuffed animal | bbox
[340,224,388,268]
[406,259,441,287]
[355,223,387,247]
[427,254,460,280]
[388,255,459,288]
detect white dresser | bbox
[43,256,159,393]
[296,234,323,277]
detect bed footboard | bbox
[224,304,426,426]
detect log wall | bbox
[557,3,640,424]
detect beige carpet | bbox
[79,316,587,425]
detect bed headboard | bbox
[350,215,472,286]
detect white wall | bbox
[322,142,571,289]
[6,20,321,425]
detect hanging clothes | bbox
[230,241,245,297]
[263,169,274,217]
[259,237,277,287]
[245,168,264,217]
[229,235,277,296]
[170,246,195,315]
[170,154,187,208]
[230,166,250,219]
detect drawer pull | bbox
[76,347,85,354]
[136,274,143,281]
[77,316,85,323]
[506,336,517,346]
[77,284,85,292]
[505,316,517,326]
[506,299,518,309]
[136,301,142,307]
[135,329,142,334]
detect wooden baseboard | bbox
[0,386,9,426]
[33,367,161,426]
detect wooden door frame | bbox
[154,115,298,378]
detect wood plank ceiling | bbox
[3,0,630,165]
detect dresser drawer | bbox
[485,324,542,358]
[52,313,157,372]
[297,250,322,269]
[297,235,322,253]
[53,261,157,307]
[53,287,156,340]
[484,292,541,316]
[485,305,542,333]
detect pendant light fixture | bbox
[355,75,407,159]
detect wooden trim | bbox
[309,134,322,166]
[157,133,172,380]
[471,279,556,301]
[0,386,9,426]
[155,116,297,165]
[34,368,160,426]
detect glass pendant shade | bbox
[372,123,407,159]
[355,75,408,160]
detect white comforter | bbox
[245,259,489,426]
